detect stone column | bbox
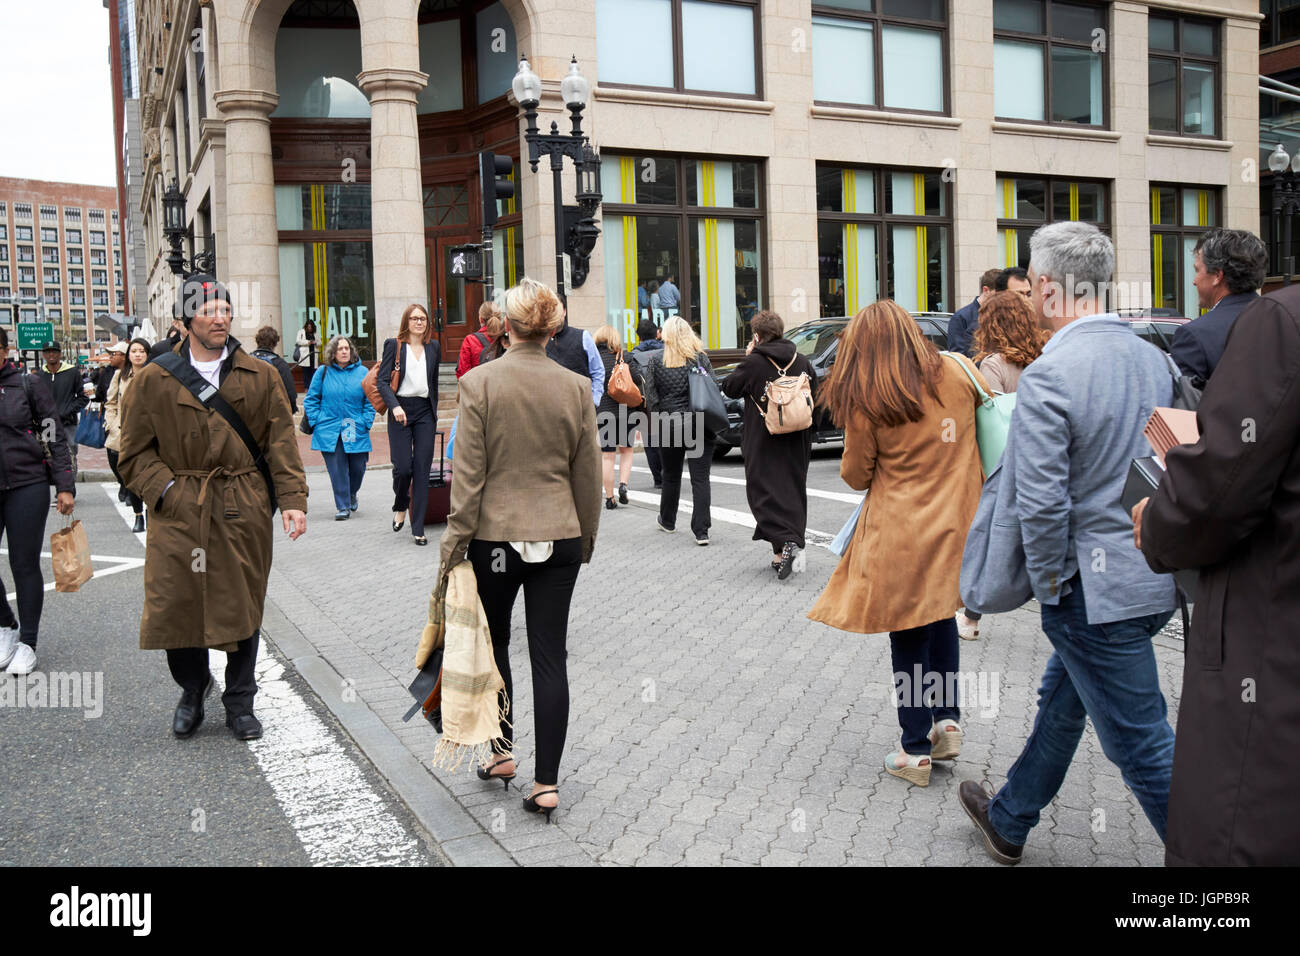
[213,89,281,340]
[358,68,429,343]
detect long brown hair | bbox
[973,290,1050,366]
[817,299,944,428]
[398,303,432,345]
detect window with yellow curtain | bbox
[816,164,951,316]
[996,175,1109,269]
[1150,183,1219,317]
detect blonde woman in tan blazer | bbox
[808,300,989,788]
[438,277,602,821]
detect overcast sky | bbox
[0,1,117,187]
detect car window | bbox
[789,324,842,360]
[915,319,948,350]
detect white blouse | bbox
[397,343,429,398]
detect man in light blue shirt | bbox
[960,221,1177,865]
[657,275,680,312]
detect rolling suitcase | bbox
[424,431,453,524]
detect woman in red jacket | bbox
[456,303,503,378]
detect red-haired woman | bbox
[972,289,1051,396]
[377,304,441,545]
[953,290,1052,640]
[808,300,990,788]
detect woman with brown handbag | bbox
[807,300,989,788]
[593,324,643,509]
[376,304,440,545]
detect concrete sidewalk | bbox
[260,467,1179,866]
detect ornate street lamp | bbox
[1268,144,1300,286]
[162,178,216,277]
[511,55,602,302]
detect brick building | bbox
[0,177,128,350]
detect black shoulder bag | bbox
[155,352,279,513]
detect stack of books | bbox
[1144,407,1200,464]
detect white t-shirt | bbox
[190,345,229,389]
[397,343,429,398]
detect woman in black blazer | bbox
[377,304,441,545]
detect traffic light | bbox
[479,151,514,228]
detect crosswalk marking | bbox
[628,464,863,504]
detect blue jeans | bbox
[988,578,1175,845]
[321,438,368,512]
[889,618,961,754]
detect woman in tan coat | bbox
[808,300,988,787]
[104,337,151,531]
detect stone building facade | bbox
[133,0,1262,363]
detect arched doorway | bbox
[415,0,525,360]
[269,0,375,362]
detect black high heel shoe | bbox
[522,787,559,822]
[476,756,516,790]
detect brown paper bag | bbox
[50,520,94,593]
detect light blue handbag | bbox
[942,352,1016,476]
[446,415,457,461]
[830,496,865,557]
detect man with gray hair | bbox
[1169,228,1267,386]
[960,221,1178,864]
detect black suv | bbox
[709,313,953,458]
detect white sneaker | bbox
[0,626,18,669]
[5,642,36,676]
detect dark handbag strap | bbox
[155,352,279,513]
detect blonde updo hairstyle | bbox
[502,277,565,342]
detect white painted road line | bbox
[624,489,836,548]
[101,482,148,544]
[1,550,145,601]
[209,649,425,867]
[629,464,863,504]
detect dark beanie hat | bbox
[174,273,231,323]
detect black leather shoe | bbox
[132,514,145,534]
[959,780,1023,865]
[172,673,213,739]
[226,712,263,740]
[117,486,128,503]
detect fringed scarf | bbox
[428,562,510,772]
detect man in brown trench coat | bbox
[1134,286,1300,865]
[119,275,308,740]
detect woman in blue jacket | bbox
[304,336,375,520]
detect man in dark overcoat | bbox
[1134,286,1300,865]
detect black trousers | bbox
[105,449,142,513]
[644,444,663,483]
[165,631,261,717]
[0,481,50,647]
[389,396,436,536]
[468,538,582,786]
[658,439,713,536]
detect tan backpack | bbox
[754,356,813,435]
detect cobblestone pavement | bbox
[266,466,1180,866]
